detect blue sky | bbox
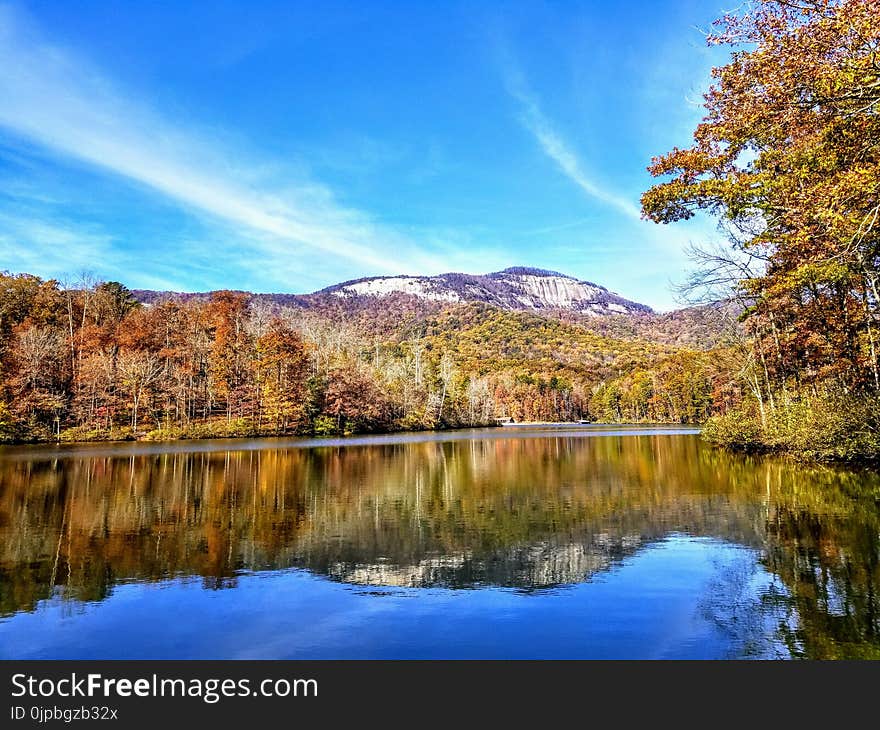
[0,0,731,310]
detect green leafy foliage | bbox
[704,392,880,461]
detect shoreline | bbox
[1,420,695,447]
[5,422,875,467]
[0,423,704,456]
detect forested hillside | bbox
[0,270,741,443]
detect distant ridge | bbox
[318,268,652,316]
[133,267,653,316]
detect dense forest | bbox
[642,0,880,461]
[0,271,739,443]
[4,0,876,460]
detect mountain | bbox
[1,267,739,446]
[317,267,653,316]
[133,267,652,317]
[131,268,741,352]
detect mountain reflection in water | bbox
[1,428,878,659]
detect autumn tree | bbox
[323,364,391,433]
[117,349,163,432]
[642,0,880,399]
[207,291,253,422]
[254,320,309,433]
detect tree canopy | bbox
[644,0,880,403]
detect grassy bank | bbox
[702,393,880,463]
[0,417,500,446]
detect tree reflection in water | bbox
[1,431,878,658]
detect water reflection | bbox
[1,429,878,658]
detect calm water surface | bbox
[1,426,878,659]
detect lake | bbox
[1,426,878,659]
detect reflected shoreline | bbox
[1,428,878,658]
[0,424,701,460]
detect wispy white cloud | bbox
[501,64,643,222]
[0,212,116,277]
[0,4,447,283]
[498,52,720,268]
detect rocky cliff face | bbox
[320,267,652,315]
[132,267,654,317]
